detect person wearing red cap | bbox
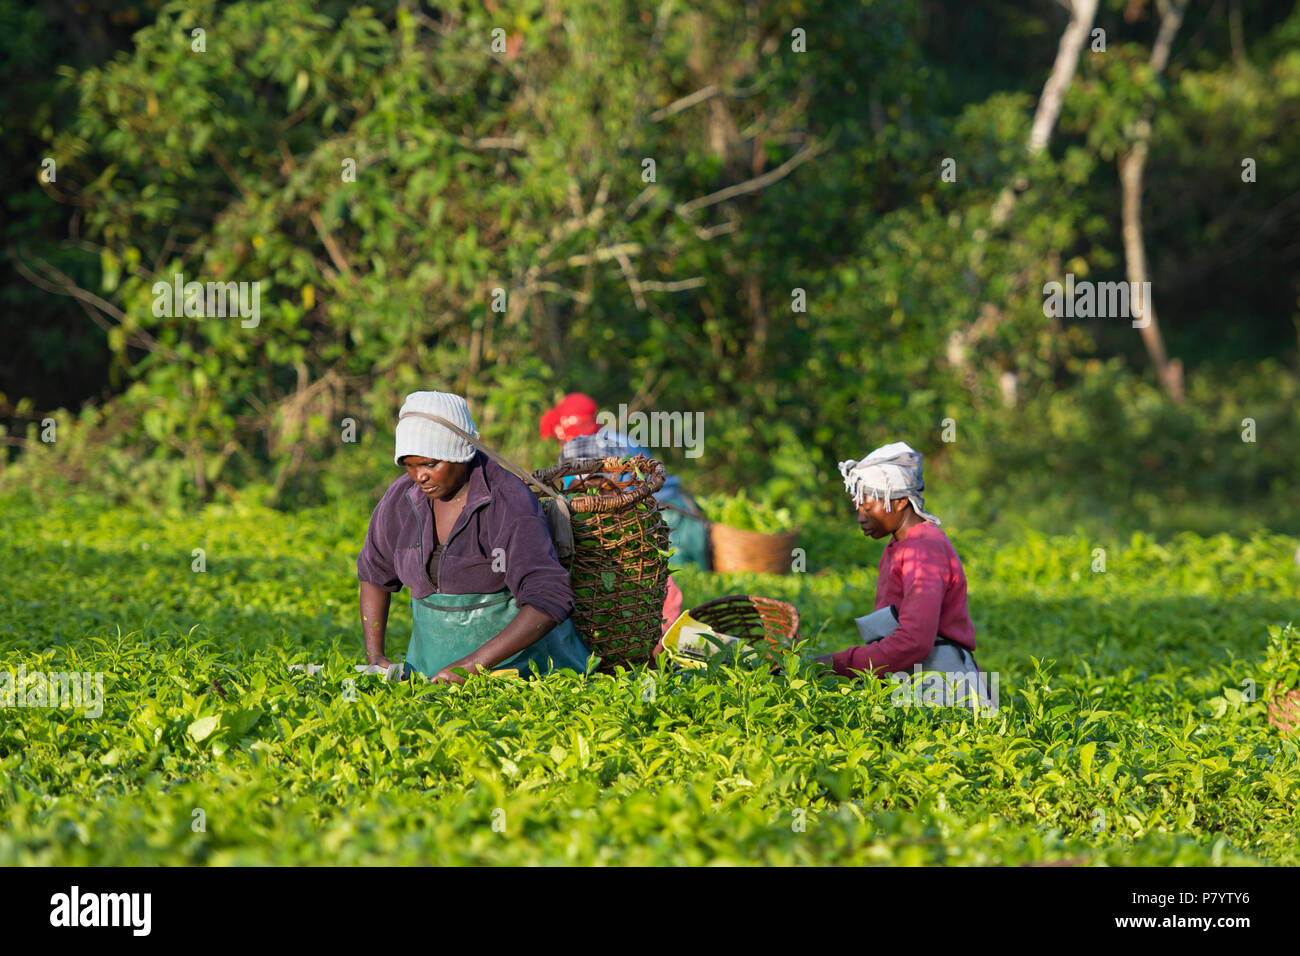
[539,393,601,446]
[540,393,691,634]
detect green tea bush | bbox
[1,490,1297,865]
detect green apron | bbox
[405,589,596,679]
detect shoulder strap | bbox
[397,411,571,522]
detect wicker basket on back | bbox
[532,455,670,672]
[687,595,801,666]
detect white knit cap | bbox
[394,391,479,465]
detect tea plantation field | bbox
[2,490,1298,865]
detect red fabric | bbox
[650,575,686,663]
[661,574,684,636]
[832,521,975,678]
[539,393,600,442]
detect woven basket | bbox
[710,523,800,575]
[1268,688,1300,736]
[532,455,670,672]
[687,595,801,665]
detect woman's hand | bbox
[427,606,557,685]
[367,654,395,670]
[430,662,481,685]
[447,604,556,679]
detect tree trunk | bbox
[989,0,1100,228]
[1118,0,1189,402]
[958,0,1099,380]
[1119,140,1181,400]
[1027,0,1101,155]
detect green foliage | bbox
[3,0,1300,871]
[1,490,1297,865]
[20,0,921,503]
[1261,624,1300,700]
[3,0,1299,531]
[930,358,1300,538]
[697,490,796,535]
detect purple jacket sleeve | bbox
[832,538,944,677]
[493,509,575,625]
[357,489,403,593]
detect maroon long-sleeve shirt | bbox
[356,451,575,625]
[832,521,976,678]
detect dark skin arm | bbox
[431,604,558,684]
[375,454,561,684]
[360,581,394,668]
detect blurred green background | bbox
[2,0,1297,538]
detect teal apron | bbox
[405,589,596,679]
[659,493,711,570]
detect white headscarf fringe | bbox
[837,441,941,525]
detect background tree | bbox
[2,0,1297,534]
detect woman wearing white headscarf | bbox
[810,441,992,710]
[357,391,593,683]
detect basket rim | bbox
[533,454,666,514]
[687,594,801,640]
[689,593,797,609]
[708,523,801,540]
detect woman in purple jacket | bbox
[357,390,593,683]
